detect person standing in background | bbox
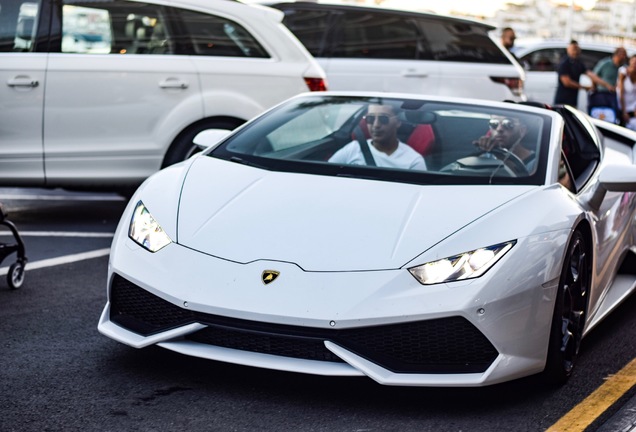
[501,27,516,52]
[554,40,614,107]
[618,55,636,130]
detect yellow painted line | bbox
[546,357,636,432]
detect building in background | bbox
[342,0,636,48]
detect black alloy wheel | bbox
[544,229,590,385]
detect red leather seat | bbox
[407,124,435,156]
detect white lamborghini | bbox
[98,93,636,387]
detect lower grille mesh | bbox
[110,274,498,373]
[187,326,344,363]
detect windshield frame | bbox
[208,94,554,186]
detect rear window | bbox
[519,48,564,72]
[331,11,420,60]
[278,7,329,56]
[520,47,611,72]
[177,9,269,58]
[417,18,510,63]
[278,6,511,64]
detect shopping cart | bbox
[0,203,27,289]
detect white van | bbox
[269,2,526,102]
[0,0,326,191]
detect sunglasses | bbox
[364,114,395,125]
[488,118,517,130]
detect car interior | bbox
[217,98,552,185]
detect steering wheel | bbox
[476,147,530,177]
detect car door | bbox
[322,9,441,94]
[43,0,202,187]
[557,106,632,320]
[0,0,47,185]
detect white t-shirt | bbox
[328,139,427,170]
[620,68,636,112]
[618,66,636,131]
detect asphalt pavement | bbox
[0,187,634,431]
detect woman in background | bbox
[618,55,636,131]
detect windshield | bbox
[209,95,552,185]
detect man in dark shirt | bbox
[554,40,614,107]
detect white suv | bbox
[514,41,634,112]
[269,2,525,102]
[0,0,326,191]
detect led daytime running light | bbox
[128,201,172,252]
[408,241,515,285]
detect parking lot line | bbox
[0,192,125,201]
[0,248,110,276]
[0,230,114,238]
[546,358,636,431]
[0,231,114,238]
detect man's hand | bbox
[473,135,497,152]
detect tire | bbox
[162,120,243,168]
[543,230,590,385]
[8,261,25,290]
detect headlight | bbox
[128,201,172,252]
[408,241,515,285]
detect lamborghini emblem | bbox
[261,270,280,285]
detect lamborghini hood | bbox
[176,157,534,272]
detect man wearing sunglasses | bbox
[474,115,536,171]
[328,104,427,169]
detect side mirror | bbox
[589,164,636,210]
[193,129,231,150]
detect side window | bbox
[332,11,419,60]
[177,9,268,58]
[280,7,330,57]
[418,19,511,64]
[520,48,565,71]
[60,0,173,55]
[557,106,600,190]
[558,151,575,192]
[0,0,40,52]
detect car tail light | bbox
[304,77,327,92]
[491,77,524,97]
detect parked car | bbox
[267,1,526,102]
[514,40,633,112]
[98,91,636,387]
[0,0,326,192]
